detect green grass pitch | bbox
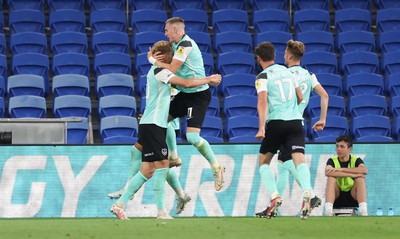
[0,217,399,239]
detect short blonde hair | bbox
[286,40,305,61]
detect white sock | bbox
[271,191,280,200]
[211,161,220,172]
[325,202,333,216]
[175,188,185,199]
[169,150,178,159]
[359,202,368,216]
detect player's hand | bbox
[256,129,265,140]
[208,74,222,86]
[147,47,164,64]
[312,120,326,131]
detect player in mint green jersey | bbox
[148,17,224,191]
[110,41,221,220]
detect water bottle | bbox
[388,208,394,216]
[376,208,383,216]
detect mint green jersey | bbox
[140,66,175,128]
[172,34,208,93]
[288,66,320,115]
[255,64,303,122]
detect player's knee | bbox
[186,132,202,146]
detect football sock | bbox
[296,163,312,191]
[325,202,333,216]
[359,202,368,216]
[166,124,178,159]
[129,145,142,178]
[259,164,278,195]
[186,132,218,170]
[276,162,289,196]
[118,171,147,206]
[154,168,169,210]
[166,168,184,199]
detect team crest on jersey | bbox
[255,79,261,89]
[177,46,184,55]
[161,148,168,156]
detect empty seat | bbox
[51,32,88,55]
[203,52,215,75]
[296,30,334,52]
[351,115,392,141]
[52,53,90,77]
[98,95,137,118]
[348,94,387,118]
[254,31,292,52]
[392,116,400,140]
[214,31,252,54]
[207,96,220,117]
[7,74,45,97]
[390,95,400,117]
[172,9,208,32]
[249,0,287,11]
[94,52,132,76]
[223,94,258,118]
[385,73,400,97]
[375,0,400,9]
[100,115,138,144]
[186,31,211,53]
[345,73,384,97]
[132,31,167,54]
[293,9,330,34]
[336,30,375,54]
[335,9,371,34]
[129,0,166,10]
[377,30,400,54]
[48,0,85,12]
[252,9,290,33]
[53,95,91,118]
[381,52,400,76]
[309,115,349,141]
[333,0,371,10]
[0,77,5,98]
[92,31,130,54]
[217,52,255,75]
[66,117,88,144]
[130,9,167,33]
[219,73,256,97]
[52,74,90,98]
[212,9,249,33]
[340,51,379,76]
[0,54,7,85]
[0,97,4,117]
[134,74,146,97]
[9,9,45,34]
[0,34,6,54]
[301,51,338,74]
[134,52,151,77]
[10,32,47,55]
[8,95,46,118]
[306,95,346,118]
[96,73,134,98]
[89,0,125,11]
[169,0,206,11]
[90,9,127,34]
[200,115,224,143]
[355,135,393,142]
[0,12,3,34]
[292,0,330,10]
[210,0,247,10]
[49,9,86,34]
[376,9,400,34]
[314,73,342,96]
[8,0,45,11]
[226,115,259,143]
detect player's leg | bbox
[324,176,340,216]
[166,168,191,214]
[166,119,182,167]
[352,177,368,216]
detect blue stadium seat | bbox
[296,30,334,52]
[96,73,134,98]
[219,73,256,97]
[186,31,211,53]
[9,10,45,34]
[374,0,400,9]
[134,74,146,97]
[129,0,165,10]
[355,135,393,142]
[8,95,46,118]
[130,9,167,33]
[132,31,167,54]
[292,0,329,11]
[381,52,400,76]
[336,30,375,54]
[10,32,47,55]
[90,9,127,34]
[89,0,125,11]
[335,9,371,34]
[172,9,208,32]
[7,74,45,97]
[209,0,247,10]
[313,73,342,96]
[293,9,330,33]
[348,94,387,118]
[134,52,151,77]
[376,9,400,34]
[0,12,3,34]
[254,31,292,52]
[333,0,371,10]
[207,96,220,117]
[301,51,338,74]
[53,95,91,118]
[214,31,252,54]
[0,34,6,54]
[340,51,379,76]
[0,54,7,86]
[139,96,146,114]
[392,116,400,141]
[48,0,85,12]
[345,73,384,97]
[385,73,400,97]
[200,115,224,143]
[309,116,349,141]
[377,30,400,54]
[100,115,138,144]
[8,0,45,11]
[306,95,346,119]
[248,0,287,10]
[92,31,130,55]
[169,0,206,11]
[52,74,90,98]
[351,115,392,141]
[252,9,290,33]
[0,97,4,118]
[98,95,136,118]
[226,115,259,143]
[49,9,86,34]
[94,52,132,76]
[11,53,49,96]
[390,95,400,118]
[66,117,88,144]
[51,32,88,55]
[203,52,215,75]
[223,94,258,118]
[212,9,249,33]
[0,77,5,98]
[52,53,90,77]
[217,52,255,75]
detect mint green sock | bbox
[296,163,312,191]
[187,132,216,165]
[129,146,142,178]
[259,164,277,194]
[166,124,178,152]
[283,160,301,186]
[166,168,184,198]
[154,168,169,210]
[119,171,147,205]
[276,162,289,196]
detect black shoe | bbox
[255,207,278,219]
[310,196,322,210]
